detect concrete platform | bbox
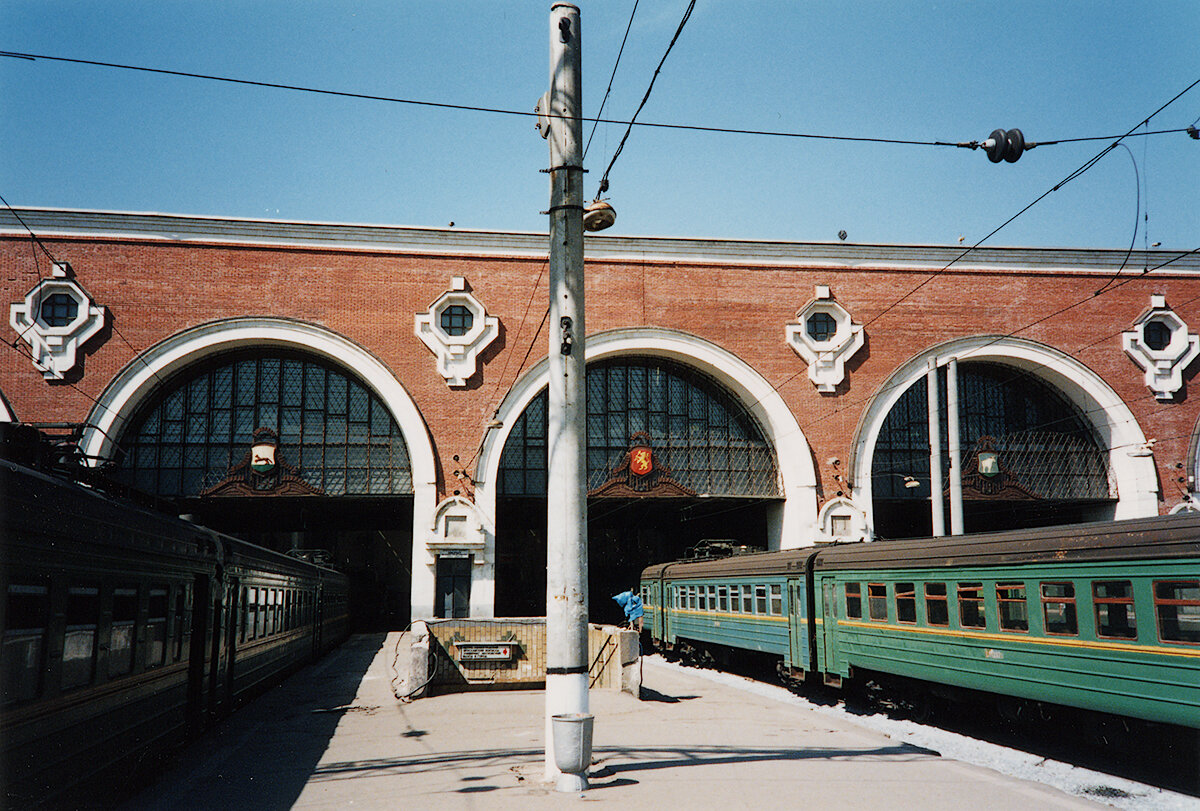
[122,633,1106,810]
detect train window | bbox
[61,586,100,689]
[996,583,1028,632]
[957,583,986,629]
[245,588,257,640]
[741,585,753,614]
[718,586,729,612]
[147,588,169,667]
[755,585,768,615]
[3,584,49,704]
[895,583,916,623]
[868,584,887,621]
[1040,582,1078,635]
[924,583,949,625]
[708,585,717,612]
[845,583,862,619]
[1094,581,1137,639]
[1154,581,1200,644]
[109,588,138,677]
[257,589,267,637]
[698,586,708,612]
[770,585,782,616]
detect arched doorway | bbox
[80,318,439,630]
[492,355,782,619]
[871,361,1115,538]
[110,349,414,629]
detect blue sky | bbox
[2,1,1197,249]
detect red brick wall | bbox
[3,230,1197,509]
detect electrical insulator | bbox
[983,128,1027,163]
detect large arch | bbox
[851,335,1157,535]
[474,328,818,580]
[79,317,438,620]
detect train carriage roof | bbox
[813,513,1200,571]
[641,513,1200,579]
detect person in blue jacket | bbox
[612,588,644,632]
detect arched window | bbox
[499,357,780,497]
[872,362,1112,534]
[114,351,412,497]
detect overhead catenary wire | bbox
[1,51,1191,156]
[593,0,694,198]
[582,0,640,162]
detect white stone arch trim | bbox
[474,328,819,554]
[850,335,1157,534]
[77,317,438,618]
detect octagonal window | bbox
[440,305,474,337]
[806,312,837,342]
[1144,320,1173,351]
[40,293,78,327]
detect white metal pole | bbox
[926,358,945,536]
[545,2,589,790]
[947,357,965,534]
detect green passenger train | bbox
[640,514,1200,729]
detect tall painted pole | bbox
[926,358,945,536]
[947,357,965,534]
[545,2,590,791]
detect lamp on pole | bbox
[542,2,591,792]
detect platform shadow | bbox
[120,633,390,811]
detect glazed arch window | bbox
[845,582,862,619]
[958,582,986,628]
[895,583,916,623]
[1094,581,1137,639]
[1154,581,1200,644]
[1041,582,1078,635]
[924,583,949,626]
[867,583,888,621]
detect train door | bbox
[818,576,843,687]
[206,572,230,719]
[224,579,239,700]
[650,580,663,641]
[787,578,808,673]
[186,574,210,735]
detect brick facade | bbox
[4,208,1199,621]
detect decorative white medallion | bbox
[414,277,500,387]
[1122,295,1200,401]
[9,262,107,380]
[785,285,865,393]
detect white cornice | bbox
[3,206,1197,276]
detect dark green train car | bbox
[813,515,1200,729]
